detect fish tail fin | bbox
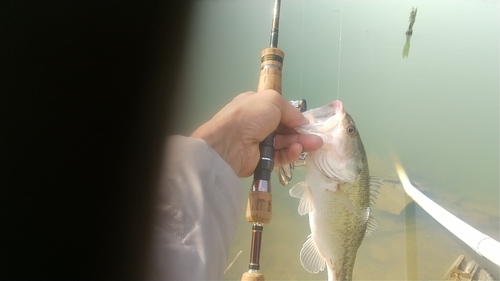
[289,181,314,215]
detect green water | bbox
[172,0,499,280]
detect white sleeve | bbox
[149,135,243,280]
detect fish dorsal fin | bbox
[300,235,326,274]
[363,176,381,239]
[369,176,382,208]
[332,187,360,218]
[289,182,314,216]
[364,215,378,238]
[276,163,294,186]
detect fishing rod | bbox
[241,1,283,280]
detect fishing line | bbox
[336,0,343,100]
[299,0,305,100]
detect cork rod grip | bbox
[257,48,284,93]
[244,47,284,226]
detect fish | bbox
[286,100,380,281]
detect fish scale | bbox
[308,161,370,280]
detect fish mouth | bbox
[305,100,344,124]
[316,100,345,124]
[331,100,344,115]
[295,100,346,137]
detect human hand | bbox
[191,90,323,178]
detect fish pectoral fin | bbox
[289,182,314,216]
[300,235,326,274]
[331,187,360,218]
[364,215,378,239]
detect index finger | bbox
[258,89,309,128]
[279,98,309,128]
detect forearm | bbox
[191,115,245,177]
[149,136,242,280]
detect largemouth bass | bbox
[288,100,380,281]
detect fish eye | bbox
[347,126,356,134]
